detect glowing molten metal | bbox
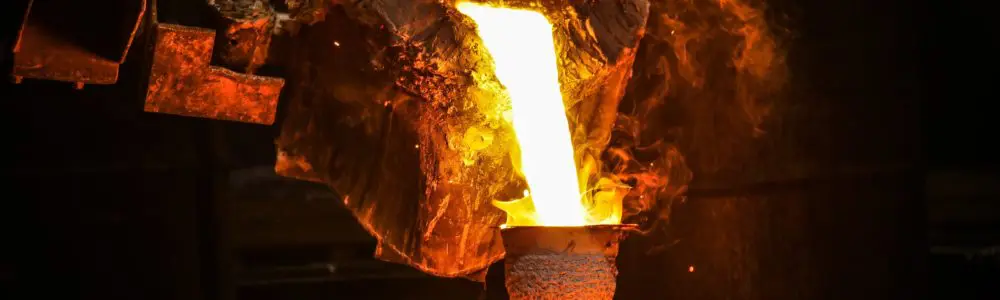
[458,2,615,227]
[456,2,647,298]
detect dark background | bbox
[1,0,997,299]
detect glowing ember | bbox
[458,2,622,227]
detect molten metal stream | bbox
[459,3,633,299]
[457,2,587,227]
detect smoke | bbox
[611,0,789,233]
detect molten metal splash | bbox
[458,2,621,227]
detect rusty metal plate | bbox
[143,23,283,125]
[12,24,120,85]
[11,0,146,86]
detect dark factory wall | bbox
[611,0,928,298]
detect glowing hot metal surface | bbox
[458,2,587,226]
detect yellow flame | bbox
[458,2,590,227]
